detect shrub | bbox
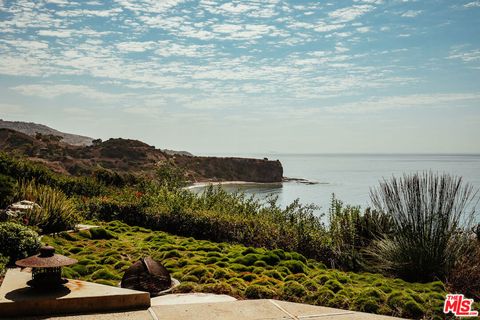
[0,153,105,197]
[279,260,306,274]
[0,174,16,209]
[245,284,278,299]
[13,180,81,233]
[328,196,393,271]
[368,172,478,282]
[447,244,480,300]
[0,222,40,264]
[282,281,306,299]
[89,227,116,240]
[0,254,8,277]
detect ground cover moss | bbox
[43,220,447,319]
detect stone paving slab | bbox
[150,299,406,320]
[270,300,354,318]
[0,269,150,318]
[151,300,291,320]
[151,293,237,306]
[18,310,154,320]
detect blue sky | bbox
[0,0,479,155]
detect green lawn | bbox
[44,220,447,319]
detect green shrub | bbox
[89,227,116,240]
[0,153,105,197]
[403,300,425,318]
[0,254,8,277]
[369,172,478,282]
[353,297,380,314]
[234,253,261,266]
[13,180,81,233]
[279,260,306,274]
[0,222,40,264]
[0,174,16,208]
[91,268,121,280]
[245,284,278,299]
[282,281,306,299]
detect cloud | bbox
[116,41,155,52]
[11,84,129,102]
[401,10,422,18]
[314,22,345,32]
[464,1,480,8]
[55,8,123,17]
[448,47,480,62]
[328,5,375,22]
[324,93,480,114]
[115,0,185,13]
[38,29,72,38]
[356,26,370,33]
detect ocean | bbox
[191,154,480,217]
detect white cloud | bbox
[55,8,122,17]
[116,41,155,52]
[11,84,128,102]
[464,1,480,8]
[328,5,375,23]
[38,29,72,38]
[325,93,480,113]
[448,47,480,62]
[401,10,422,18]
[154,41,215,57]
[314,22,345,32]
[356,26,370,33]
[115,0,185,13]
[45,0,70,5]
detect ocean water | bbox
[191,154,480,217]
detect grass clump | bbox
[10,180,81,233]
[245,284,278,299]
[369,172,477,282]
[89,227,116,240]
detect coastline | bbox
[185,180,283,190]
[185,177,321,190]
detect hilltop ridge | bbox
[0,119,93,146]
[0,126,283,183]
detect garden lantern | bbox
[16,245,77,289]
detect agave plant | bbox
[368,172,478,282]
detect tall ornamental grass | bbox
[368,172,478,282]
[13,180,81,233]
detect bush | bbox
[447,244,480,300]
[245,284,278,299]
[0,222,40,264]
[89,227,116,240]
[83,184,333,264]
[368,172,478,282]
[13,180,81,233]
[0,174,16,209]
[328,196,393,271]
[0,254,8,277]
[0,153,105,197]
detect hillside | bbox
[0,119,94,146]
[0,128,283,183]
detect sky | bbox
[0,0,479,155]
